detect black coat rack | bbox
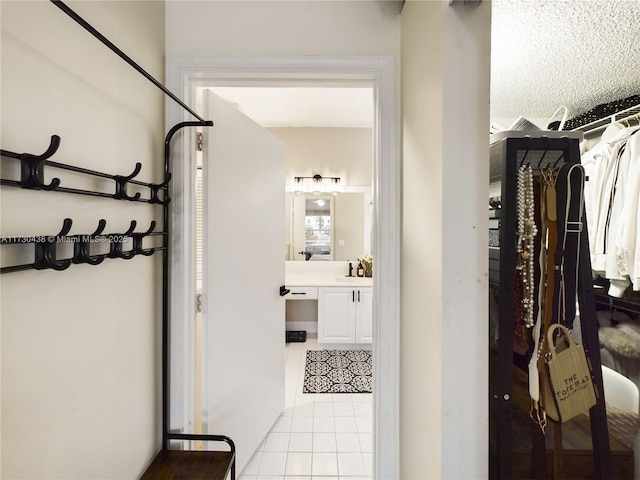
[0,135,170,204]
[0,133,172,273]
[490,136,612,479]
[1,1,236,478]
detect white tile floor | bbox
[239,336,373,480]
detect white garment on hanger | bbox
[614,130,640,292]
[587,127,631,274]
[582,124,640,296]
[606,129,635,295]
[583,123,626,270]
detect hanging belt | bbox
[545,165,569,480]
[540,168,559,414]
[530,167,559,431]
[548,162,588,480]
[554,162,585,330]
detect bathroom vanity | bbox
[284,261,373,344]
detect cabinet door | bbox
[318,287,356,343]
[355,287,373,344]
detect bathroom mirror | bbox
[286,191,372,261]
[294,195,333,261]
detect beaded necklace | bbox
[516,164,538,328]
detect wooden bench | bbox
[141,434,236,480]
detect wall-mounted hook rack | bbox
[0,217,166,274]
[1,135,170,205]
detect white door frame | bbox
[166,55,400,478]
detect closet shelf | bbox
[572,103,640,138]
[490,129,584,144]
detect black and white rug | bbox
[303,349,372,394]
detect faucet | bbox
[348,261,354,277]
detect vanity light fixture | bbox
[293,174,342,196]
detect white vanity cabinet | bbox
[354,287,373,343]
[318,286,372,344]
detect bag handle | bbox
[546,106,569,131]
[545,323,577,359]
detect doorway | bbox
[166,55,399,478]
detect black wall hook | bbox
[34,218,73,270]
[133,221,157,256]
[149,174,171,205]
[19,135,62,190]
[108,220,137,259]
[3,137,170,204]
[113,163,142,201]
[73,219,107,265]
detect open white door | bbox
[201,90,285,472]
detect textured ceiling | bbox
[207,1,640,127]
[491,0,640,121]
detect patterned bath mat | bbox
[303,349,372,393]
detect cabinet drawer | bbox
[285,286,318,300]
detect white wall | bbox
[401,4,444,477]
[1,1,165,478]
[166,1,401,57]
[402,1,491,478]
[268,127,373,189]
[441,2,491,478]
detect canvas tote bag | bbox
[542,323,597,422]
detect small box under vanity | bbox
[285,330,307,343]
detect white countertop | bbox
[285,261,373,287]
[286,273,373,287]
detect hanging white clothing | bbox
[582,124,640,296]
[583,124,625,269]
[614,131,640,292]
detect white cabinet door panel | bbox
[318,287,355,343]
[355,287,373,344]
[318,287,372,344]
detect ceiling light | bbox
[293,175,343,196]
